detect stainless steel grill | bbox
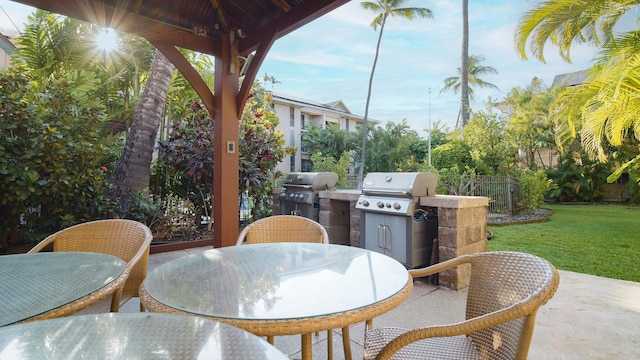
[278,172,338,221]
[356,172,439,268]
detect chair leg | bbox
[110,291,122,312]
[341,326,352,360]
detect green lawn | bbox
[488,204,640,282]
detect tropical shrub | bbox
[546,151,611,202]
[0,71,117,247]
[431,139,473,172]
[239,89,291,220]
[157,84,290,224]
[157,100,213,224]
[301,124,359,164]
[310,151,352,188]
[464,109,519,175]
[518,168,553,210]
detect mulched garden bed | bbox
[488,208,553,226]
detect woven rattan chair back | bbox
[235,215,329,246]
[364,251,560,360]
[464,252,557,359]
[29,219,153,311]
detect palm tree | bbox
[440,55,499,126]
[106,50,175,213]
[461,0,470,127]
[515,0,640,179]
[358,0,433,183]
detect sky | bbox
[0,0,599,137]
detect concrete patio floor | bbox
[123,247,640,359]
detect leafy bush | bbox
[157,84,289,224]
[152,196,199,240]
[239,90,290,220]
[546,151,611,202]
[0,71,117,246]
[310,151,351,187]
[157,100,213,223]
[519,168,553,210]
[431,140,473,172]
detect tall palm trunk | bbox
[107,50,175,213]
[460,0,470,127]
[359,13,388,183]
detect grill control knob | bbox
[361,200,369,207]
[376,201,384,208]
[385,203,391,208]
[393,202,401,210]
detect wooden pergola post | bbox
[213,34,240,247]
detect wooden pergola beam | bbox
[271,0,293,12]
[239,0,348,55]
[209,0,231,33]
[16,0,221,56]
[150,40,216,117]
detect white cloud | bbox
[238,0,606,133]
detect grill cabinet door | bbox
[362,213,408,265]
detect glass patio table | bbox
[140,242,413,360]
[0,312,289,359]
[0,252,126,326]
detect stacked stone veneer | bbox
[272,190,488,290]
[420,195,489,290]
[318,190,362,246]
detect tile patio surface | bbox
[122,247,640,359]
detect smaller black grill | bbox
[278,172,338,221]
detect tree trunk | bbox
[460,0,470,127]
[107,50,175,214]
[359,14,388,185]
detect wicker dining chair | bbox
[236,214,329,245]
[363,251,560,360]
[29,219,153,313]
[236,215,352,358]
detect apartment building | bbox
[0,33,16,70]
[271,92,364,173]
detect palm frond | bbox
[515,0,640,62]
[390,7,433,20]
[553,48,640,161]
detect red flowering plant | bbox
[156,82,291,225]
[239,88,293,221]
[157,100,213,228]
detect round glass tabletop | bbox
[0,313,289,359]
[0,252,126,326]
[144,243,410,321]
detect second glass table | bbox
[141,243,413,360]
